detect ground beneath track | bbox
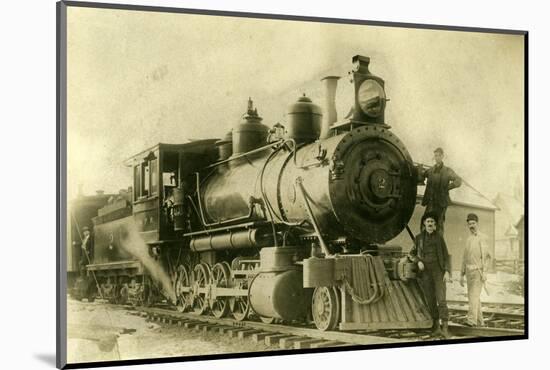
[66,271,524,364]
[66,298,276,364]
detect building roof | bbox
[417,184,497,211]
[494,193,524,225]
[123,139,219,166]
[493,193,524,239]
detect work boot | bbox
[431,319,442,337]
[441,321,451,339]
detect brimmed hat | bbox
[421,211,439,224]
[466,213,479,222]
[434,147,444,155]
[81,226,90,232]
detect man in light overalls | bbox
[460,213,492,327]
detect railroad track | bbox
[132,306,404,349]
[126,304,523,350]
[447,300,525,330]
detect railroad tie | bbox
[293,338,327,349]
[265,334,294,346]
[452,315,468,323]
[226,328,254,338]
[227,328,242,338]
[489,319,507,328]
[279,336,306,349]
[310,341,347,349]
[183,321,201,329]
[508,320,522,328]
[209,325,226,332]
[251,332,274,343]
[217,326,235,334]
[237,329,264,340]
[194,323,211,332]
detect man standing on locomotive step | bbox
[410,212,452,339]
[79,226,93,273]
[420,147,462,235]
[460,213,492,327]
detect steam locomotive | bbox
[68,55,432,331]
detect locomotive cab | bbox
[125,140,219,244]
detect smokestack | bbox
[320,76,340,139]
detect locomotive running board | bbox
[338,257,433,331]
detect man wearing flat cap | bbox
[409,211,452,339]
[460,213,492,327]
[419,147,462,235]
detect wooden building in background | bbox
[390,185,497,274]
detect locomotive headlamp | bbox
[357,79,386,117]
[350,55,387,124]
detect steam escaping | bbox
[118,219,177,303]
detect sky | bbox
[66,6,525,201]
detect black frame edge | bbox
[523,32,529,339]
[57,1,68,369]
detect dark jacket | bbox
[410,231,451,274]
[421,163,462,208]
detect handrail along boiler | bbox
[70,55,432,331]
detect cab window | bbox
[150,158,158,195]
[142,161,150,196]
[134,165,141,200]
[134,152,158,200]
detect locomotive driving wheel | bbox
[229,294,249,321]
[229,260,255,321]
[210,263,230,318]
[175,265,192,312]
[312,287,341,331]
[192,263,210,315]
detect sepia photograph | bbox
[57,1,527,368]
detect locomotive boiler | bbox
[71,55,432,332]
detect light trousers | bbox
[466,270,484,326]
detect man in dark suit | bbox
[409,211,452,339]
[420,147,462,235]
